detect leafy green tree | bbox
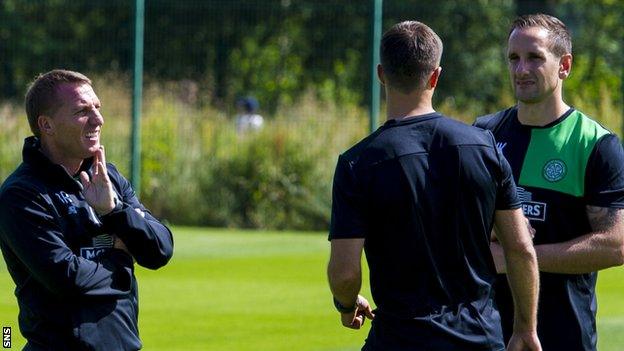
[384,0,515,111]
[557,0,623,109]
[0,0,620,122]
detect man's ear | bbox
[559,54,572,79]
[38,115,54,136]
[428,67,442,89]
[377,64,385,86]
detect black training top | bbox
[330,113,519,350]
[0,137,174,351]
[475,107,624,351]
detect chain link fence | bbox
[1,0,621,228]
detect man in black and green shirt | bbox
[475,13,624,351]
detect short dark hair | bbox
[380,21,443,93]
[509,13,572,56]
[25,69,92,137]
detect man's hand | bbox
[113,235,136,262]
[79,146,116,215]
[507,330,542,351]
[340,295,375,329]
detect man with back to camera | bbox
[327,21,541,351]
[474,13,624,351]
[0,69,174,350]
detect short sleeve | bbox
[493,136,521,210]
[328,155,368,240]
[584,134,624,208]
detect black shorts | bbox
[362,314,505,351]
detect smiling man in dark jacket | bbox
[0,69,174,350]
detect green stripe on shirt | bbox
[519,110,610,197]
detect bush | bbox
[134,83,367,230]
[1,73,621,230]
[200,128,330,230]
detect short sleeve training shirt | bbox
[330,113,519,349]
[475,107,624,351]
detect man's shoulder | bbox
[339,127,383,165]
[0,163,40,196]
[474,106,516,131]
[340,116,496,168]
[105,162,123,177]
[571,109,613,141]
[433,114,498,148]
[0,164,48,215]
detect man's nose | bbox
[89,110,104,125]
[514,59,529,74]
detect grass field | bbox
[1,227,623,350]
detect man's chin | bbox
[85,144,101,157]
[516,94,541,104]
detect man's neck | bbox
[40,142,83,176]
[517,96,570,126]
[385,89,435,121]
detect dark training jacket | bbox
[0,137,174,351]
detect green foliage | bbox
[1,74,622,229]
[201,128,328,230]
[121,80,367,229]
[566,56,622,133]
[0,0,132,96]
[386,0,515,110]
[557,0,624,134]
[2,0,622,123]
[0,104,29,181]
[228,20,305,112]
[0,1,511,112]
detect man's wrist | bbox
[99,196,122,216]
[333,296,356,313]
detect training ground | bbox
[1,227,623,350]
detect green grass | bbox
[1,227,624,350]
[0,227,371,350]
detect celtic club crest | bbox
[542,159,567,182]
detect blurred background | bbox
[1,0,622,230]
[1,1,624,350]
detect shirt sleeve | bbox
[328,155,368,240]
[0,186,133,298]
[584,134,624,208]
[100,163,174,269]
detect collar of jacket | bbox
[21,136,95,192]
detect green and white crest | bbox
[542,159,567,182]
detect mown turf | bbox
[1,227,623,350]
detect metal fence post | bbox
[369,0,383,133]
[131,0,145,195]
